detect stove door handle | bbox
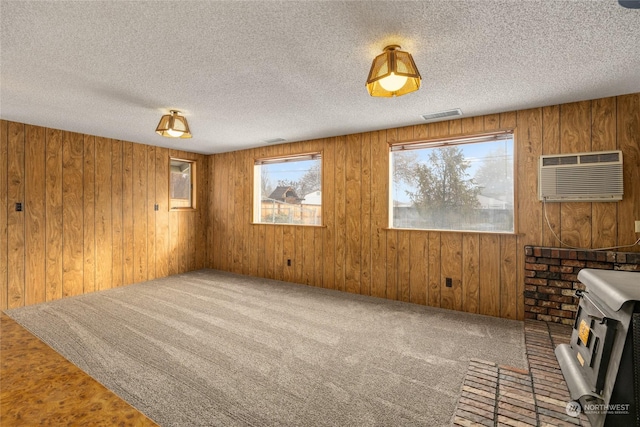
[580,292,609,324]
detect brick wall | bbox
[524,246,640,325]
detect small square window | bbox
[253,153,322,225]
[170,158,195,210]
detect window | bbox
[390,132,514,232]
[254,153,322,225]
[170,158,195,209]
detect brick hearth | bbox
[523,246,640,325]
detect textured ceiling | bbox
[1,1,639,154]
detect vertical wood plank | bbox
[541,105,561,247]
[360,133,372,296]
[83,135,95,294]
[303,226,314,285]
[122,142,134,284]
[132,143,147,283]
[462,233,480,313]
[461,116,484,134]
[484,114,500,131]
[345,133,361,294]
[334,136,346,292]
[449,119,462,135]
[560,101,592,248]
[0,121,8,309]
[62,131,84,297]
[440,232,463,311]
[409,231,427,305]
[479,234,500,317]
[322,138,336,289]
[155,148,169,277]
[370,131,387,298]
[385,230,397,300]
[427,232,441,307]
[313,227,323,287]
[147,146,156,279]
[515,239,524,321]
[414,124,428,140]
[500,111,517,129]
[95,137,112,291]
[591,97,617,249]
[232,151,243,273]
[7,122,25,307]
[225,152,236,272]
[396,230,410,302]
[265,225,275,279]
[294,226,304,283]
[517,108,543,247]
[241,152,252,275]
[500,234,517,319]
[45,129,63,301]
[24,125,46,305]
[282,226,295,282]
[617,94,640,251]
[212,154,224,271]
[428,121,450,139]
[111,140,123,287]
[274,226,284,281]
[206,155,215,268]
[257,224,266,278]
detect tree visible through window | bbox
[254,153,322,225]
[391,133,514,232]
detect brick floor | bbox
[452,320,591,427]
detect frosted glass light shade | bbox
[156,110,192,138]
[366,45,421,97]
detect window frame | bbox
[252,151,323,226]
[388,130,517,234]
[169,157,196,211]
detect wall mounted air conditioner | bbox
[539,150,623,202]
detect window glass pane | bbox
[391,136,514,232]
[170,159,194,209]
[254,154,322,225]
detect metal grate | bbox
[420,108,462,122]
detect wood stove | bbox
[556,268,640,427]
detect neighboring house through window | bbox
[254,153,322,225]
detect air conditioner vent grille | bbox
[539,150,623,202]
[543,156,578,166]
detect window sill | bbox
[385,227,522,236]
[251,222,326,228]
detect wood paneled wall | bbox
[207,94,640,320]
[1,93,638,316]
[0,120,209,309]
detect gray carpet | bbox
[5,269,526,426]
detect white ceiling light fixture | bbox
[366,45,421,97]
[156,110,192,139]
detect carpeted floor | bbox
[5,269,527,426]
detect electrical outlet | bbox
[635,220,640,233]
[445,277,453,288]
